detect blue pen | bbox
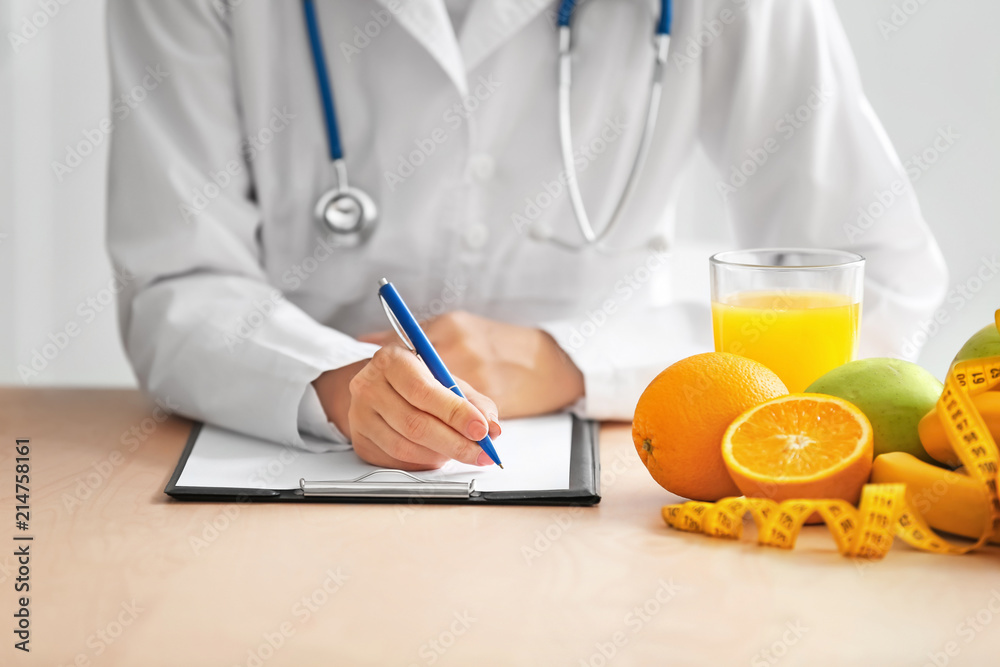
[377,279,503,468]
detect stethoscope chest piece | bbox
[314,184,378,246]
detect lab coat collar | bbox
[459,0,554,71]
[373,0,469,96]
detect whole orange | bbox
[632,352,788,501]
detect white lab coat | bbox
[106,0,947,449]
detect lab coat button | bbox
[647,234,671,254]
[468,154,495,181]
[464,223,489,249]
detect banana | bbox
[917,391,1000,468]
[870,452,1000,544]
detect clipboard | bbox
[164,416,600,506]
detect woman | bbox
[106,0,947,469]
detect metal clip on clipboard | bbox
[299,469,476,499]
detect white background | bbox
[2,0,998,387]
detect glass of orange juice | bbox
[710,249,865,392]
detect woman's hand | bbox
[312,347,501,471]
[359,311,585,418]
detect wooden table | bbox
[2,389,999,666]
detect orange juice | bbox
[712,291,861,392]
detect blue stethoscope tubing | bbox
[303,0,672,250]
[303,0,378,243]
[303,0,342,162]
[557,0,672,35]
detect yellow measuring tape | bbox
[662,310,1000,559]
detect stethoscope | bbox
[303,0,672,252]
[303,0,377,246]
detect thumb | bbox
[457,379,501,440]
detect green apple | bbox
[805,358,942,463]
[952,323,1000,366]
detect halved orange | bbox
[721,394,874,508]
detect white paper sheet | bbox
[175,413,573,493]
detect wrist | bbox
[313,360,368,435]
[537,329,585,409]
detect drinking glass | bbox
[710,249,865,392]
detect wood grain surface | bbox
[1,388,998,666]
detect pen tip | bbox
[498,464,504,469]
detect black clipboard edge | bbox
[164,417,601,506]
[164,423,278,498]
[477,416,600,505]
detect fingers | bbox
[375,347,490,442]
[349,346,496,468]
[458,379,501,440]
[372,379,485,466]
[350,408,449,471]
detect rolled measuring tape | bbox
[662,309,1000,559]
